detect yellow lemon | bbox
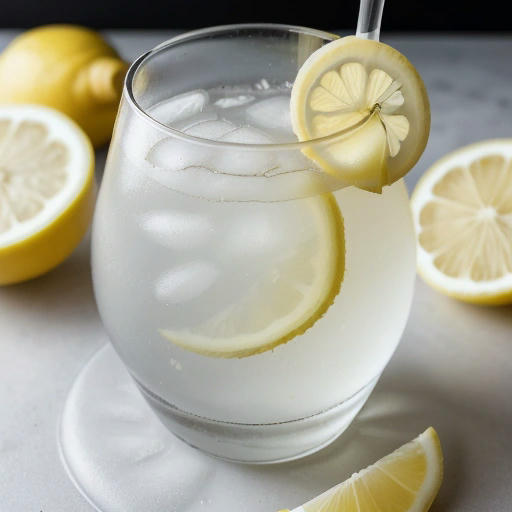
[285,427,443,512]
[0,104,95,285]
[291,36,430,193]
[412,140,512,305]
[0,25,127,148]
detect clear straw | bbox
[356,0,386,41]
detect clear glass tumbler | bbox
[92,24,416,463]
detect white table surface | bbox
[0,30,511,511]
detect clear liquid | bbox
[92,86,416,424]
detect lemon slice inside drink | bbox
[0,104,95,285]
[160,194,344,358]
[291,36,430,192]
[412,139,512,305]
[289,427,443,512]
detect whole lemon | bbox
[0,25,128,147]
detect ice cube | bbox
[121,108,166,174]
[214,95,255,108]
[146,120,237,171]
[246,95,294,138]
[145,163,330,202]
[155,261,218,304]
[149,90,209,125]
[140,210,213,250]
[147,121,274,174]
[216,126,277,176]
[225,214,282,256]
[186,119,236,139]
[146,137,204,171]
[173,111,218,132]
[144,118,329,201]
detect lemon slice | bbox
[291,36,430,193]
[412,139,512,305]
[289,427,443,512]
[0,105,95,285]
[160,194,344,358]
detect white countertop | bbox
[0,31,511,511]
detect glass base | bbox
[59,345,378,511]
[136,374,377,464]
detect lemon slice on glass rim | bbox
[0,104,95,285]
[286,427,443,512]
[412,139,512,305]
[291,36,430,193]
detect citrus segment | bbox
[291,36,430,192]
[292,427,443,512]
[412,139,512,304]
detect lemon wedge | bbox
[0,105,95,285]
[412,139,512,305]
[288,427,443,512]
[160,194,344,358]
[291,36,430,192]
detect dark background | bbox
[1,0,509,31]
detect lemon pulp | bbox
[412,139,512,305]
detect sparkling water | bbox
[92,84,416,427]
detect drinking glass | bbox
[90,24,416,464]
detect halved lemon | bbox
[412,139,512,305]
[160,194,344,358]
[0,104,95,285]
[291,36,430,193]
[288,427,443,512]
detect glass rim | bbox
[124,23,366,152]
